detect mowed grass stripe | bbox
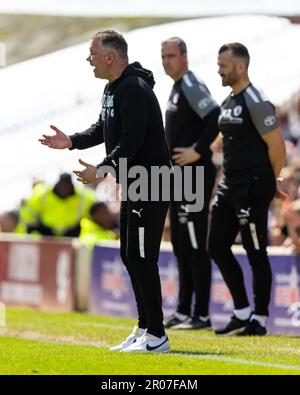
[1,308,300,375]
[1,330,300,374]
[0,336,300,375]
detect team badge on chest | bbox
[233,105,243,117]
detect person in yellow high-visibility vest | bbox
[20,173,95,237]
[79,202,118,249]
[0,210,26,234]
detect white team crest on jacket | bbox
[198,97,210,110]
[264,115,276,126]
[233,105,243,116]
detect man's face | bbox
[86,39,110,79]
[57,181,73,198]
[161,42,187,81]
[217,49,240,87]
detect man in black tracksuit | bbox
[208,43,286,336]
[39,30,171,353]
[161,37,220,329]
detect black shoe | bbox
[175,317,211,330]
[237,319,267,336]
[215,315,249,336]
[164,313,189,329]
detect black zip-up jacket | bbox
[69,62,171,180]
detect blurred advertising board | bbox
[90,242,300,336]
[0,235,74,311]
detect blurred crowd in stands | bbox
[0,173,119,248]
[272,91,300,252]
[1,92,300,251]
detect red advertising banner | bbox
[0,236,74,311]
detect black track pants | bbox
[120,199,169,338]
[170,164,216,317]
[208,176,276,316]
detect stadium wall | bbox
[0,235,299,335]
[90,241,300,336]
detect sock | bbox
[234,306,251,321]
[175,312,189,321]
[147,331,165,339]
[199,315,209,322]
[137,327,147,336]
[251,314,267,327]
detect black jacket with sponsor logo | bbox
[218,83,278,180]
[165,70,220,165]
[69,62,170,179]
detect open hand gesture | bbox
[73,159,98,185]
[39,125,72,149]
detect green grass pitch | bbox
[0,308,299,375]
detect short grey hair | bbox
[161,37,187,54]
[92,30,128,61]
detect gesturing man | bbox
[39,30,171,352]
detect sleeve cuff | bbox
[68,135,77,150]
[194,142,203,155]
[96,166,107,179]
[96,157,118,178]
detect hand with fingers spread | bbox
[275,177,289,201]
[39,125,72,149]
[172,146,201,166]
[275,189,289,201]
[73,159,98,185]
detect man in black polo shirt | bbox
[208,43,286,336]
[161,37,220,329]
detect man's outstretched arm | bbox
[39,121,104,150]
[39,125,73,149]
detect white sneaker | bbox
[109,325,146,351]
[121,332,170,353]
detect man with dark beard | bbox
[208,43,286,336]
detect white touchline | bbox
[77,322,300,354]
[176,353,300,371]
